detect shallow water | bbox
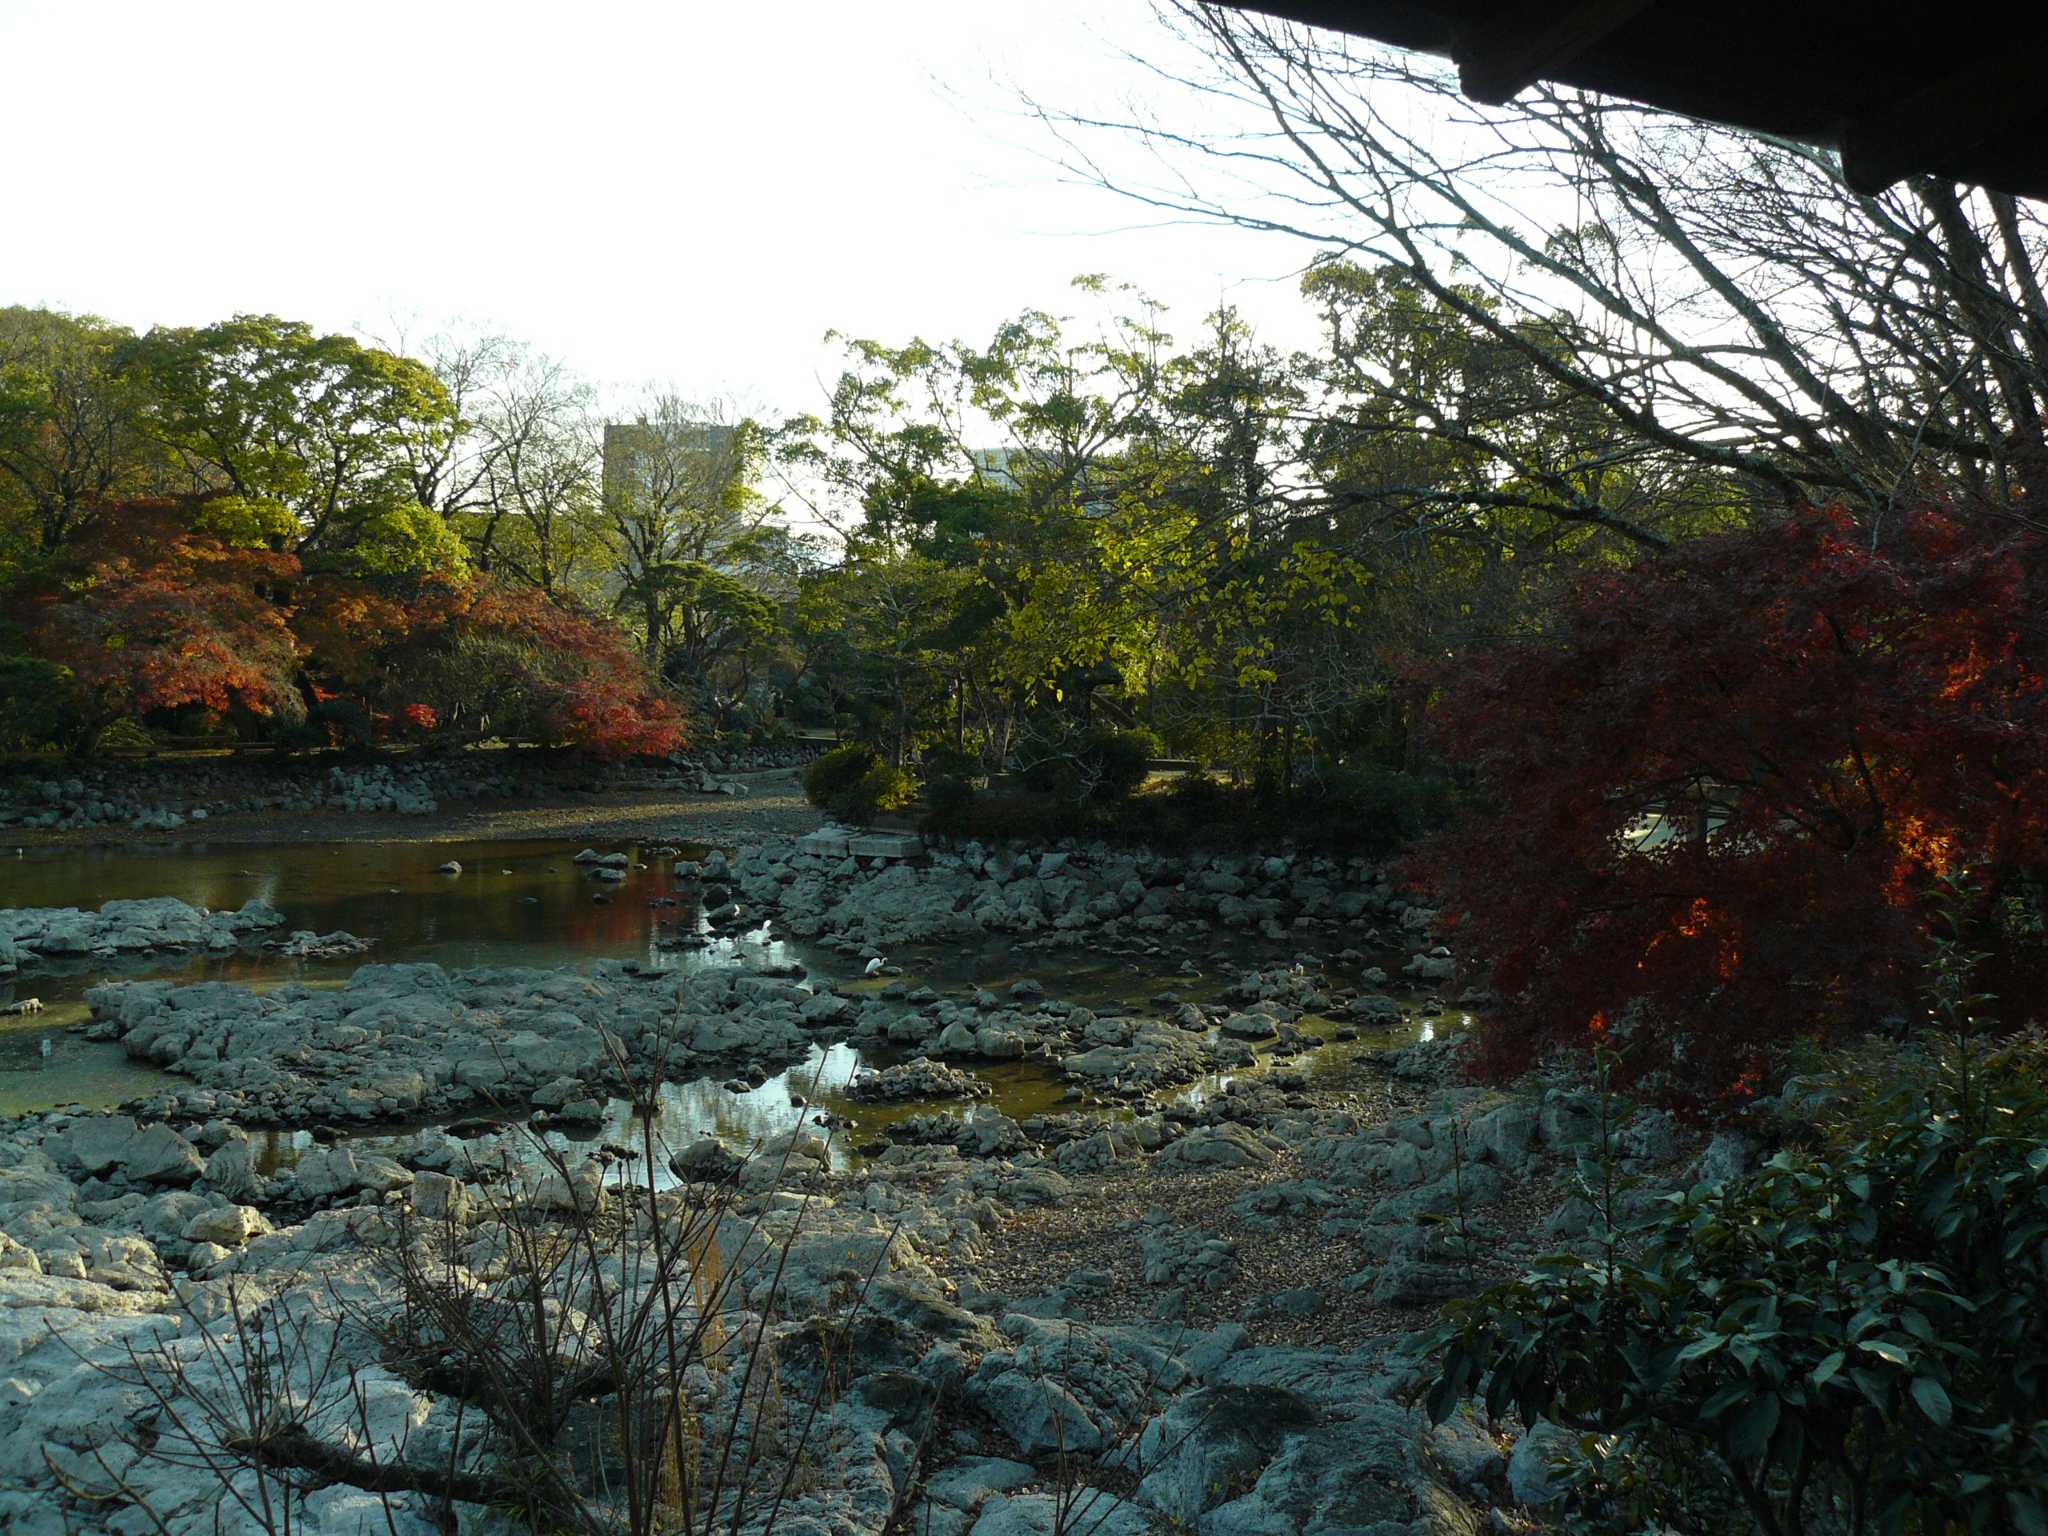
[0,836,761,1112]
[0,837,1459,1156]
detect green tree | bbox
[650,560,778,719]
[0,306,153,562]
[603,396,769,670]
[123,314,460,574]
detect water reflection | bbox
[255,1041,872,1179]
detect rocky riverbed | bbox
[0,895,290,982]
[0,1019,1746,1536]
[0,830,1747,1536]
[684,831,1457,976]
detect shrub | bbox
[929,791,1089,844]
[93,717,154,755]
[805,743,880,810]
[1318,764,1458,853]
[921,744,981,784]
[0,654,78,753]
[843,762,914,825]
[1415,1028,2048,1534]
[804,744,911,825]
[1021,727,1161,803]
[921,773,979,835]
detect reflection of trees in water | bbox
[607,1041,868,1174]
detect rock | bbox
[180,1204,271,1248]
[1134,1383,1319,1523]
[913,1457,1039,1536]
[1269,1286,1321,1317]
[1156,1123,1277,1170]
[1696,1130,1756,1186]
[291,1147,413,1202]
[848,1058,991,1103]
[0,896,288,974]
[202,1146,264,1204]
[1140,1223,1238,1291]
[267,929,374,959]
[1539,1089,1599,1150]
[121,1125,204,1186]
[1620,1108,1680,1164]
[0,1235,43,1275]
[528,1159,605,1214]
[409,1171,472,1225]
[1220,1011,1278,1039]
[1365,1257,1473,1306]
[1541,1195,1596,1239]
[48,1115,141,1177]
[1468,1100,1539,1165]
[1507,1420,1580,1504]
[85,960,820,1126]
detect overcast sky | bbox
[0,0,1325,422]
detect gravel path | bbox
[8,771,824,849]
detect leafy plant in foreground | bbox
[1413,1026,2048,1533]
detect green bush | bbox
[1414,1027,2048,1534]
[1165,770,1228,815]
[842,762,913,825]
[272,699,371,754]
[1021,727,1161,803]
[805,743,880,809]
[93,717,154,755]
[921,773,979,835]
[927,791,1088,844]
[921,745,981,784]
[1316,764,1458,852]
[804,744,911,825]
[0,654,78,753]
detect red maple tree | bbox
[1414,503,2048,1097]
[459,584,687,758]
[30,511,303,739]
[294,576,686,758]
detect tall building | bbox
[601,420,738,509]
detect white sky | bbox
[0,0,1328,424]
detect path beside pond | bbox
[6,768,822,849]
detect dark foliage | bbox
[1414,503,2048,1094]
[1020,727,1162,803]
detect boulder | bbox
[180,1204,271,1248]
[121,1125,204,1186]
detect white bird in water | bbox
[864,957,885,976]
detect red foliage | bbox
[292,579,445,694]
[14,497,681,760]
[1414,504,2048,1098]
[295,576,686,758]
[459,585,687,758]
[30,516,302,733]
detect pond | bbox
[0,837,1462,1166]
